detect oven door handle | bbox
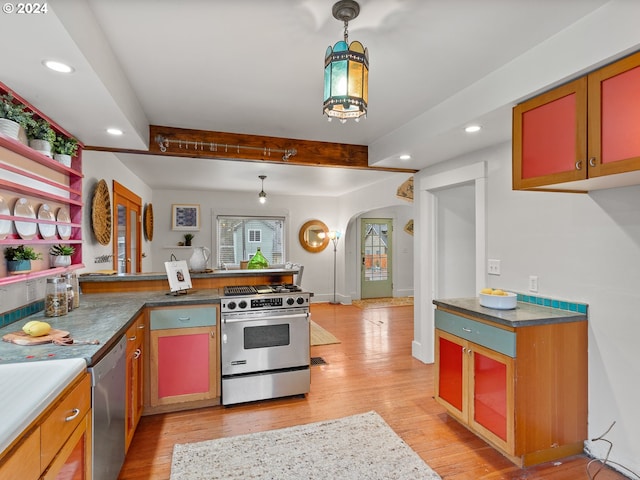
[222,312,309,324]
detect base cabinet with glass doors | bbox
[434,307,587,467]
[146,305,220,414]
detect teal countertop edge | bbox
[0,289,225,366]
[433,297,588,328]
[78,268,298,283]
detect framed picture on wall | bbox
[171,204,200,230]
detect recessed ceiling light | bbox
[43,60,74,74]
[399,154,411,161]
[465,125,481,133]
[107,128,123,136]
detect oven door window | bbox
[244,324,290,349]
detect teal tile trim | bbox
[0,300,45,328]
[515,293,588,315]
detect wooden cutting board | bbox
[2,329,70,346]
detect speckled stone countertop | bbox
[79,268,298,283]
[0,289,223,365]
[433,297,587,327]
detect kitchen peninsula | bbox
[79,267,298,293]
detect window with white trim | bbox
[217,215,285,267]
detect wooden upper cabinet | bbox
[513,50,640,192]
[513,78,587,190]
[588,51,640,177]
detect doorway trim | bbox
[412,161,487,363]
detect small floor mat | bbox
[311,356,327,366]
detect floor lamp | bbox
[327,231,341,304]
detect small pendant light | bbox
[258,175,267,204]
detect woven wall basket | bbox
[91,179,112,246]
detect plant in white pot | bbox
[0,93,34,143]
[49,244,75,268]
[27,118,56,158]
[52,135,79,167]
[4,245,43,274]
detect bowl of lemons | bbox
[479,288,517,310]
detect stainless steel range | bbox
[220,284,311,406]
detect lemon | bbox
[25,321,52,337]
[492,289,506,296]
[480,288,493,295]
[22,320,40,334]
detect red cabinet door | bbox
[588,50,640,177]
[435,330,466,421]
[513,77,588,189]
[470,343,514,454]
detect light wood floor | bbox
[119,303,627,480]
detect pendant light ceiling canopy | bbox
[323,0,369,124]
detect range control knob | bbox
[238,300,248,309]
[286,297,295,306]
[227,301,236,310]
[296,296,305,305]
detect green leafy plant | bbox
[49,244,75,256]
[0,93,34,129]
[183,233,195,242]
[27,117,56,143]
[52,135,79,156]
[4,245,43,261]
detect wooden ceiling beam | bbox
[145,125,416,173]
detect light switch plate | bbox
[488,259,501,275]
[529,275,539,292]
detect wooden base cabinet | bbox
[0,372,92,480]
[435,308,587,467]
[146,306,220,414]
[125,312,145,452]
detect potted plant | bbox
[52,135,79,167]
[49,244,75,268]
[4,245,43,274]
[0,93,34,142]
[27,117,56,158]
[183,233,195,246]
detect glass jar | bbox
[45,277,67,317]
[64,272,80,309]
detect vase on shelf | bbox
[188,246,210,272]
[50,255,72,268]
[7,259,31,274]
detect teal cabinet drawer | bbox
[150,307,217,330]
[435,309,516,357]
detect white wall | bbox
[81,151,153,273]
[413,141,640,474]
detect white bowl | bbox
[479,292,517,310]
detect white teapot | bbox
[188,246,210,272]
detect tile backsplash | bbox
[516,292,588,314]
[0,278,47,327]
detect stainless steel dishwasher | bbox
[88,335,127,480]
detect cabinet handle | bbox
[138,324,145,329]
[178,316,190,322]
[210,330,215,338]
[575,160,583,170]
[589,157,597,167]
[462,327,472,333]
[467,349,473,356]
[134,348,141,359]
[128,335,137,341]
[65,408,80,422]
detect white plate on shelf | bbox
[37,203,57,240]
[13,198,37,240]
[0,194,10,240]
[57,208,71,240]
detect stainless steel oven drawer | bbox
[222,367,310,406]
[150,307,217,330]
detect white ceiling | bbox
[2,0,634,197]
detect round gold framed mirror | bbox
[299,220,330,253]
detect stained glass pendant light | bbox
[323,0,369,123]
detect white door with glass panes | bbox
[360,218,393,298]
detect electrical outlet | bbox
[488,259,501,275]
[529,275,538,292]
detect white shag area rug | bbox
[170,411,441,480]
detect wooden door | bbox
[512,77,587,190]
[112,181,142,274]
[360,218,393,298]
[588,50,640,177]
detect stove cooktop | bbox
[223,284,303,296]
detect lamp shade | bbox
[323,40,369,121]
